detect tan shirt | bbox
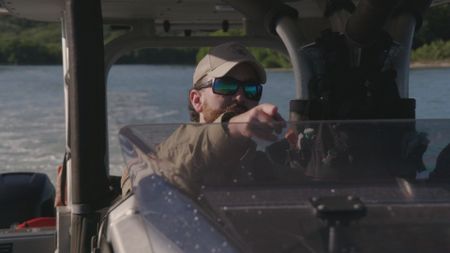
[121,114,256,196]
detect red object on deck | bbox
[16,217,56,229]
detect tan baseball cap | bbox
[193,42,266,87]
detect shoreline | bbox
[1,61,450,70]
[410,61,450,69]
[267,61,450,71]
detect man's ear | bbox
[189,89,203,113]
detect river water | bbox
[0,65,449,180]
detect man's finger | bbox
[253,105,286,135]
[257,103,279,117]
[273,111,286,123]
[260,104,286,127]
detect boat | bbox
[1,0,450,252]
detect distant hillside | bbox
[0,3,449,66]
[0,16,198,65]
[0,16,61,64]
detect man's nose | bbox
[233,86,246,102]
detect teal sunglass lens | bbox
[244,84,262,100]
[212,79,262,100]
[213,80,238,95]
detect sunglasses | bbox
[200,77,263,101]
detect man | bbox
[188,42,285,138]
[122,42,286,196]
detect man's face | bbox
[196,64,261,123]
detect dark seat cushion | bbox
[0,172,55,228]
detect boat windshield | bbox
[119,119,450,252]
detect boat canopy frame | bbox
[62,0,112,252]
[61,1,314,251]
[61,0,435,251]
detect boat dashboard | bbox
[106,119,450,253]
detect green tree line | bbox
[0,4,449,66]
[0,16,61,64]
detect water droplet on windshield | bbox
[194,244,200,250]
[194,216,199,221]
[251,194,256,199]
[330,189,336,193]
[257,210,263,215]
[223,206,229,211]
[232,179,238,184]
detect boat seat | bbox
[0,172,55,228]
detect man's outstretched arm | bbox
[228,103,286,141]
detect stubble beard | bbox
[202,101,249,123]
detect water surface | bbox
[0,65,449,181]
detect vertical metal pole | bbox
[64,0,111,252]
[386,14,416,98]
[275,16,307,99]
[56,17,71,253]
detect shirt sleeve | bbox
[153,114,255,195]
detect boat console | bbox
[108,120,450,252]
